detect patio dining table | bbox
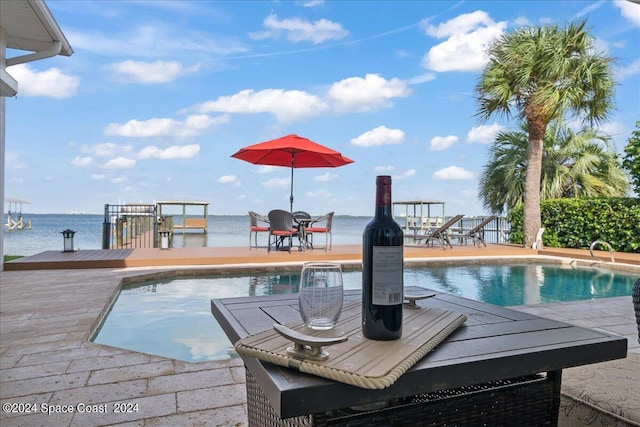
[292,215,315,251]
[211,286,627,426]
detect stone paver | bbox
[1,255,638,426]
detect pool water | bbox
[92,264,638,363]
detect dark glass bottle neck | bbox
[375,177,392,218]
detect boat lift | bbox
[5,198,32,231]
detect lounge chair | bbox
[305,212,334,251]
[449,215,497,247]
[414,214,464,249]
[249,211,269,249]
[267,209,297,252]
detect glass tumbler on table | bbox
[299,262,344,330]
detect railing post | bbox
[153,205,159,248]
[102,204,111,249]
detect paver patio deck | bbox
[1,245,639,426]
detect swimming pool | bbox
[92,262,638,363]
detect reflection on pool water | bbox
[92,263,638,363]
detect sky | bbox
[4,0,640,216]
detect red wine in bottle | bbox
[362,175,404,340]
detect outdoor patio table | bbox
[211,286,627,426]
[292,216,314,251]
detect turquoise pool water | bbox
[92,263,638,363]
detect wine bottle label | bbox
[371,246,403,305]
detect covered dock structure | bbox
[156,199,210,234]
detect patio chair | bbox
[292,211,311,220]
[414,214,464,249]
[449,215,497,247]
[267,209,298,252]
[249,211,269,249]
[305,212,334,251]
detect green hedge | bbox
[507,198,640,253]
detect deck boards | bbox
[4,244,639,271]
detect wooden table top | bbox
[211,286,628,419]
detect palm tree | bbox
[479,123,629,213]
[475,20,615,247]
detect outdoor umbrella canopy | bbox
[231,134,354,211]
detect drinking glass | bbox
[298,262,344,330]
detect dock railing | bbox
[102,204,158,249]
[403,215,511,246]
[454,215,511,245]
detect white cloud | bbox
[262,178,289,189]
[111,176,128,184]
[422,11,506,72]
[613,0,640,26]
[104,157,136,169]
[71,156,93,167]
[299,0,325,8]
[615,58,640,80]
[393,169,416,180]
[65,24,247,58]
[218,175,239,185]
[314,172,337,182]
[111,60,200,83]
[7,64,79,98]
[513,16,532,27]
[81,142,133,157]
[598,120,628,139]
[256,166,279,174]
[138,144,200,159]
[193,89,327,123]
[408,73,437,84]
[573,1,607,19]
[374,165,395,173]
[467,123,504,143]
[433,166,475,180]
[91,174,106,180]
[351,126,405,147]
[306,189,331,198]
[429,135,458,151]
[424,11,494,37]
[104,114,228,138]
[249,13,348,44]
[329,74,410,112]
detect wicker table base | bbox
[245,368,561,427]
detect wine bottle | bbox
[362,175,404,340]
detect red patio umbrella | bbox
[231,134,354,212]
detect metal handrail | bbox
[589,240,615,264]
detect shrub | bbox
[507,198,640,253]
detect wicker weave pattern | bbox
[245,369,559,426]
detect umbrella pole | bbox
[290,163,294,212]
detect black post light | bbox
[61,229,76,252]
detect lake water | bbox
[3,214,373,256]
